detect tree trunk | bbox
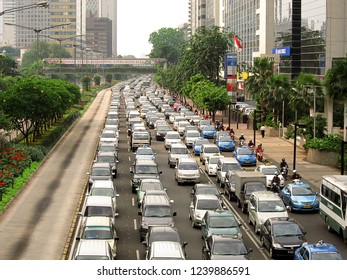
[344,99,347,141]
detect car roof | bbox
[210,234,244,243]
[150,241,185,259]
[135,158,157,165]
[92,162,111,168]
[85,196,113,207]
[218,157,239,163]
[75,240,110,256]
[195,194,220,200]
[303,240,340,254]
[251,191,283,200]
[91,180,114,189]
[267,217,297,225]
[84,216,113,227]
[206,209,236,217]
[170,143,188,148]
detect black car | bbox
[202,234,252,260]
[260,217,306,259]
[155,124,171,141]
[130,158,162,193]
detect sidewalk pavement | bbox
[185,99,341,190]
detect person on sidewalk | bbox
[260,125,266,138]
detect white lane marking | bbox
[136,250,141,260]
[133,219,137,230]
[131,197,135,207]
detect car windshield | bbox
[222,163,239,172]
[292,187,315,196]
[171,148,188,154]
[273,223,303,237]
[204,126,215,131]
[197,199,221,210]
[237,148,253,155]
[179,162,198,170]
[99,146,116,153]
[101,132,116,138]
[144,206,172,217]
[149,232,180,244]
[196,187,219,196]
[158,126,170,131]
[187,132,200,137]
[167,134,180,139]
[311,252,343,260]
[86,206,113,217]
[137,149,154,155]
[97,156,114,164]
[91,168,111,176]
[83,227,113,239]
[262,168,279,175]
[212,241,248,255]
[258,201,286,212]
[141,182,163,191]
[135,165,158,174]
[133,133,149,140]
[209,216,238,228]
[204,147,219,153]
[209,157,221,164]
[219,136,233,142]
[90,188,115,197]
[195,140,209,146]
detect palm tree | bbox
[324,56,347,140]
[245,57,274,121]
[267,74,290,126]
[290,72,322,121]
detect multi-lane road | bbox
[0,84,346,260]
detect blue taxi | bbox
[294,240,343,260]
[193,137,209,156]
[216,135,235,152]
[201,125,217,139]
[233,146,256,166]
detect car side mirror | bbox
[173,212,177,216]
[138,211,142,216]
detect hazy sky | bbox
[117,0,189,58]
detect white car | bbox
[254,164,285,187]
[175,157,200,184]
[164,131,182,149]
[205,155,224,176]
[168,143,190,168]
[184,130,201,148]
[189,194,223,227]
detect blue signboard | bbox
[272,46,291,56]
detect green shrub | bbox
[63,111,81,126]
[25,145,48,162]
[303,134,343,152]
[41,126,66,149]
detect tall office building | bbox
[98,0,117,56]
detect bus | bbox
[319,175,347,244]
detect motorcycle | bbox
[280,166,288,180]
[270,181,280,194]
[256,148,264,162]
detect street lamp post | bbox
[293,123,306,171]
[253,110,261,146]
[5,22,71,74]
[0,2,49,16]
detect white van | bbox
[79,196,118,224]
[248,191,288,234]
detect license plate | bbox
[226,147,230,150]
[287,250,294,254]
[246,160,250,163]
[303,205,312,209]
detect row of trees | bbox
[0,76,81,145]
[149,26,346,140]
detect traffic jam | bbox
[70,76,345,260]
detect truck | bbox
[234,171,267,213]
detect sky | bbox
[117,0,189,58]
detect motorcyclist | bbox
[280,158,289,178]
[255,144,263,154]
[271,172,281,193]
[239,134,245,146]
[248,140,254,148]
[291,170,302,180]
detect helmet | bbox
[275,172,278,175]
[282,158,285,161]
[241,134,244,136]
[293,170,297,173]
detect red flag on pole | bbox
[234,34,243,52]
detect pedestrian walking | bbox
[260,125,265,138]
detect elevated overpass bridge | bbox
[42,58,166,76]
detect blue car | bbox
[217,135,235,152]
[294,240,343,260]
[233,146,256,166]
[279,182,319,212]
[201,125,217,139]
[193,137,209,156]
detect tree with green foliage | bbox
[106,73,113,83]
[190,78,230,121]
[290,72,323,121]
[0,54,19,77]
[324,55,347,140]
[149,27,186,65]
[94,74,101,86]
[82,76,91,91]
[245,57,274,121]
[182,26,232,85]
